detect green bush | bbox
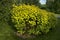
[10,4,56,35]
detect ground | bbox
[0,15,60,40]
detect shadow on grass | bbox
[7,19,17,32]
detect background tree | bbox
[11,0,41,5]
[46,0,60,14]
[16,0,41,8]
[54,0,60,14]
[0,0,14,21]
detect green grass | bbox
[0,18,60,40]
[0,21,20,40]
[0,23,14,40]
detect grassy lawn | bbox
[0,21,19,40]
[0,18,60,40]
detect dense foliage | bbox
[0,0,41,22]
[11,4,56,35]
[22,0,41,6]
[0,0,14,22]
[46,0,60,14]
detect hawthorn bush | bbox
[10,4,56,35]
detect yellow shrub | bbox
[11,4,57,35]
